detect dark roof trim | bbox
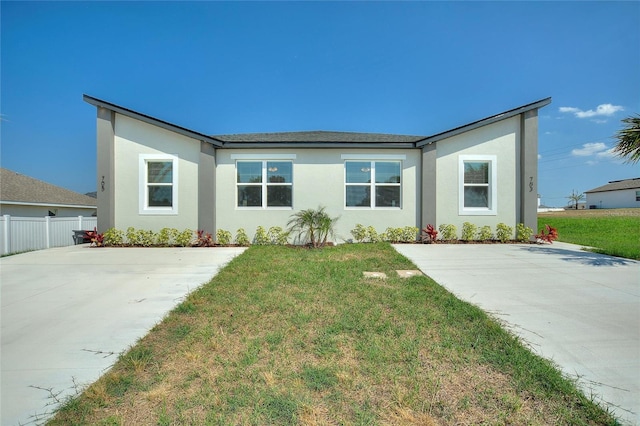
[415,97,552,148]
[221,142,417,149]
[83,94,225,147]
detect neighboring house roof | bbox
[0,168,97,208]
[83,94,551,149]
[585,178,640,194]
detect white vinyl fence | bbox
[0,215,97,256]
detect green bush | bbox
[496,223,513,243]
[461,222,477,241]
[400,226,419,243]
[254,226,270,245]
[157,228,179,246]
[516,223,534,242]
[439,224,457,241]
[477,225,493,241]
[382,227,403,243]
[126,227,137,246]
[267,226,289,245]
[136,229,156,247]
[366,226,380,243]
[350,224,368,243]
[176,229,194,247]
[287,206,339,248]
[216,229,233,246]
[235,228,251,246]
[103,228,124,246]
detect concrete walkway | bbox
[394,242,640,426]
[1,245,245,426]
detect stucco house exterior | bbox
[0,168,97,217]
[84,95,550,242]
[585,178,640,209]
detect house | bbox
[585,178,640,209]
[83,95,550,242]
[0,168,97,217]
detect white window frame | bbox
[458,155,497,216]
[139,154,178,215]
[235,160,294,210]
[343,156,404,209]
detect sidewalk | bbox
[1,245,245,425]
[394,242,639,425]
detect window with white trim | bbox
[345,161,401,208]
[459,155,497,215]
[139,154,178,215]
[237,161,292,208]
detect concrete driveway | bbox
[1,244,245,426]
[394,242,639,426]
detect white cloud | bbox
[571,142,608,156]
[596,148,616,159]
[559,103,624,120]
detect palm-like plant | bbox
[613,114,640,164]
[287,206,339,248]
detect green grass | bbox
[49,243,619,425]
[538,213,640,260]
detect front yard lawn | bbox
[50,243,618,425]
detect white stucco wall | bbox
[113,114,200,232]
[215,148,420,243]
[586,189,640,209]
[435,117,520,234]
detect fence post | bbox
[45,216,51,249]
[2,215,10,256]
[78,215,83,230]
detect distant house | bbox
[0,168,97,217]
[585,178,640,209]
[84,95,550,241]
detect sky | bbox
[1,1,639,207]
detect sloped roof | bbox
[0,168,97,207]
[84,94,551,149]
[585,178,640,193]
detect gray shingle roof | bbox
[212,131,426,144]
[585,178,640,193]
[0,168,97,207]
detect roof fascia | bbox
[221,142,418,149]
[416,97,552,148]
[83,95,224,147]
[0,201,97,209]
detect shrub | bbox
[287,206,339,248]
[157,228,179,246]
[536,224,558,244]
[216,229,233,246]
[400,226,419,243]
[103,228,124,246]
[135,229,156,247]
[366,226,380,243]
[477,225,493,241]
[439,224,457,241]
[234,228,251,246]
[421,224,438,243]
[267,226,289,245]
[254,226,270,245]
[516,223,534,242]
[125,227,137,246]
[194,230,215,247]
[176,229,194,247]
[350,224,368,243]
[461,222,477,241]
[382,227,403,243]
[496,223,513,243]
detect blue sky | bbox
[1,1,638,207]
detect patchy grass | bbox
[539,208,640,260]
[49,244,618,425]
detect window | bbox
[459,155,496,215]
[139,154,178,215]
[636,190,640,202]
[237,161,292,208]
[345,161,401,208]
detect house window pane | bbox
[237,162,262,183]
[148,186,173,207]
[267,162,292,183]
[267,186,292,207]
[464,186,488,208]
[464,162,489,184]
[148,161,172,183]
[376,186,400,207]
[375,162,401,184]
[636,190,640,201]
[238,185,262,207]
[346,162,371,183]
[346,185,370,207]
